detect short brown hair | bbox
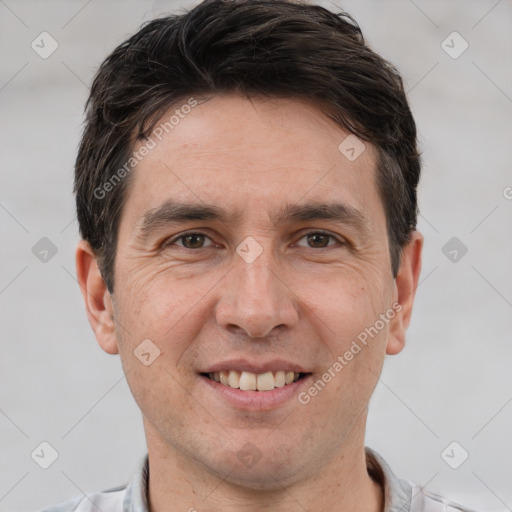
[75,0,421,293]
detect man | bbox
[43,0,477,510]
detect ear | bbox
[75,240,119,354]
[386,231,423,355]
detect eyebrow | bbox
[271,202,368,230]
[135,200,241,240]
[135,199,370,241]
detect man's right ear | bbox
[75,240,119,354]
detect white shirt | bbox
[40,447,477,512]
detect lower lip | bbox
[199,374,312,411]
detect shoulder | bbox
[410,484,479,512]
[365,446,479,512]
[39,485,127,512]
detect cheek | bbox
[114,268,201,342]
[121,353,200,445]
[303,263,391,345]
[112,275,202,418]
[298,263,392,404]
[112,265,228,389]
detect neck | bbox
[144,417,384,512]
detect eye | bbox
[167,232,215,249]
[295,231,341,249]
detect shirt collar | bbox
[124,453,149,512]
[366,446,413,512]
[124,447,412,512]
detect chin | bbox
[220,463,304,492]
[203,442,310,491]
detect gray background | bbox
[1,0,511,511]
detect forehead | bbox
[123,94,382,228]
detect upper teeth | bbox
[208,370,300,391]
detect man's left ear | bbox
[386,231,423,355]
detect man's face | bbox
[98,94,410,487]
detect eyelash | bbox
[163,230,345,250]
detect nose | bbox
[215,243,299,339]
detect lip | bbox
[199,372,313,411]
[201,358,310,373]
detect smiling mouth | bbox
[200,370,310,391]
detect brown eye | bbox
[169,232,214,249]
[182,233,205,248]
[306,233,331,248]
[295,232,338,249]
